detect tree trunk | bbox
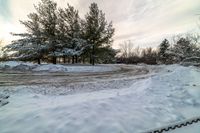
[68,57,70,64]
[63,56,66,64]
[72,56,75,64]
[75,55,78,63]
[37,58,41,65]
[82,57,85,64]
[92,46,95,66]
[52,57,57,64]
[90,53,92,64]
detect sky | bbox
[0,0,200,48]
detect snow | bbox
[0,61,119,73]
[33,64,119,73]
[180,56,200,67]
[170,123,200,133]
[33,64,69,72]
[0,61,35,68]
[0,65,200,133]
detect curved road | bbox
[0,65,159,86]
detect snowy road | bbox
[0,65,156,95]
[0,64,155,86]
[0,64,200,133]
[0,65,148,85]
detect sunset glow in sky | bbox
[0,0,200,48]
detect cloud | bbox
[0,0,200,48]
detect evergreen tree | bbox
[172,37,195,62]
[95,46,118,64]
[83,3,115,65]
[57,4,87,64]
[34,0,59,64]
[4,13,45,64]
[4,0,58,64]
[4,1,116,65]
[158,39,170,64]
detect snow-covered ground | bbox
[0,64,200,133]
[0,61,119,73]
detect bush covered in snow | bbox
[180,57,200,67]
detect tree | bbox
[83,3,115,65]
[165,35,200,64]
[57,4,87,64]
[0,40,2,53]
[3,13,46,64]
[4,0,58,64]
[95,46,118,64]
[0,40,3,60]
[34,0,59,64]
[171,37,195,62]
[141,47,158,64]
[158,39,170,64]
[4,1,116,65]
[119,40,134,58]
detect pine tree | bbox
[158,39,170,64]
[95,46,118,64]
[4,13,45,64]
[4,1,115,65]
[172,37,194,62]
[34,0,59,64]
[57,4,87,64]
[83,3,115,65]
[4,0,59,64]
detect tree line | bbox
[2,0,116,65]
[117,34,200,65]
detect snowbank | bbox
[33,64,68,72]
[0,61,38,71]
[33,64,118,73]
[0,61,36,68]
[0,65,200,133]
[0,61,119,73]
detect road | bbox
[0,64,160,95]
[0,65,158,86]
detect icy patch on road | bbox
[0,65,200,133]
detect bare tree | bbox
[119,40,134,58]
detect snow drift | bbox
[0,61,119,73]
[0,65,200,133]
